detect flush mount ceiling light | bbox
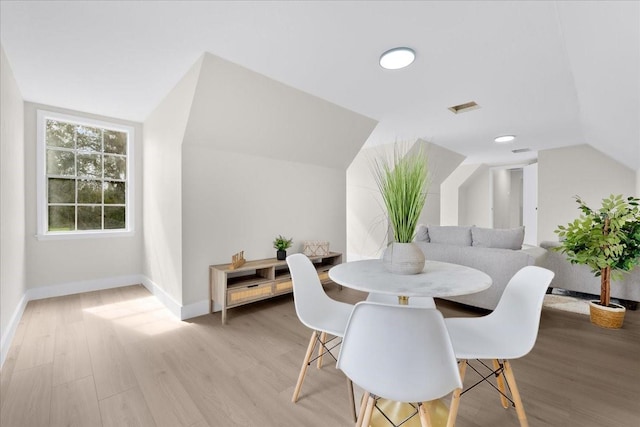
[494,135,516,144]
[379,47,415,70]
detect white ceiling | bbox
[1,1,638,168]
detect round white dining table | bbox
[329,259,492,300]
[329,259,493,427]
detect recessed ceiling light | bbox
[494,135,516,144]
[379,47,415,70]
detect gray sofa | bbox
[414,224,546,310]
[539,241,640,308]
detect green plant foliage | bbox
[273,235,293,251]
[372,143,429,243]
[554,194,640,304]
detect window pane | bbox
[39,111,132,236]
[104,206,125,229]
[78,206,102,230]
[47,150,75,176]
[48,178,76,203]
[104,155,126,180]
[104,182,125,204]
[46,120,75,148]
[77,154,102,178]
[78,180,102,204]
[49,206,75,231]
[76,126,102,152]
[104,130,127,154]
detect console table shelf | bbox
[210,252,342,324]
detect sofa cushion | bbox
[471,226,524,250]
[427,225,472,246]
[414,224,430,242]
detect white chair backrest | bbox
[287,253,337,329]
[337,302,462,403]
[489,265,555,356]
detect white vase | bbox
[382,242,426,275]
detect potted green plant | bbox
[273,235,293,260]
[372,142,429,274]
[554,194,640,328]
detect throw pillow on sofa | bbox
[415,224,430,242]
[471,226,524,250]
[427,225,472,246]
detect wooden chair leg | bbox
[292,330,318,403]
[446,388,463,427]
[317,331,328,369]
[458,360,467,382]
[493,359,509,409]
[347,378,356,422]
[447,360,467,427]
[356,391,370,427]
[360,395,376,427]
[418,402,433,427]
[503,360,529,427]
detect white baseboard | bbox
[27,275,144,301]
[138,276,209,320]
[0,293,28,369]
[139,276,182,319]
[181,299,210,319]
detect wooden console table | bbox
[210,252,342,324]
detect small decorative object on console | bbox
[302,241,330,257]
[229,251,246,270]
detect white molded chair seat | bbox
[444,265,555,427]
[337,301,462,427]
[286,253,355,410]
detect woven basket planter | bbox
[589,301,626,329]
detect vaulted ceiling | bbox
[1,1,638,168]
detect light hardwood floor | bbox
[1,284,639,426]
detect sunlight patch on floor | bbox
[83,295,188,336]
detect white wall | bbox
[182,147,348,306]
[1,44,26,366]
[441,164,480,225]
[346,143,394,261]
[415,141,466,227]
[346,140,464,260]
[538,144,636,242]
[522,163,538,245]
[491,168,523,229]
[637,169,640,196]
[492,169,510,228]
[142,56,203,306]
[23,103,143,291]
[458,165,491,227]
[180,53,376,307]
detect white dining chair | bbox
[337,301,463,427]
[444,265,554,427]
[286,253,355,410]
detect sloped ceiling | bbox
[0,1,638,169]
[182,53,377,169]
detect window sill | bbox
[36,230,135,241]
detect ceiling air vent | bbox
[448,101,480,114]
[511,148,531,153]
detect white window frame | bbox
[36,110,135,240]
